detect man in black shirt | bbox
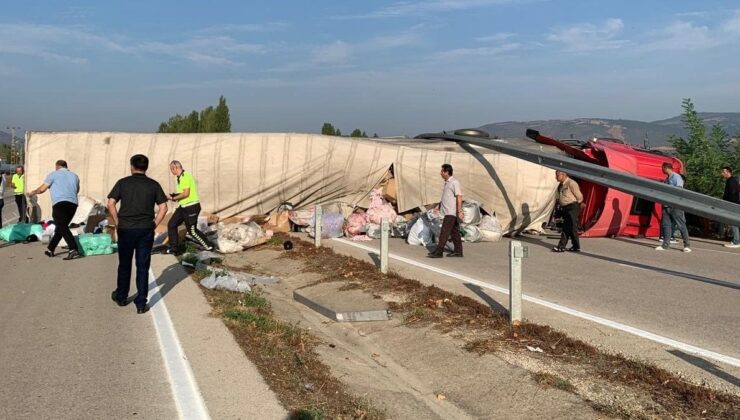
[721,166,740,248]
[107,154,168,313]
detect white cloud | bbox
[547,18,628,52]
[434,42,521,59]
[312,40,353,64]
[334,0,532,19]
[195,22,289,35]
[639,21,717,51]
[721,10,740,35]
[0,23,265,66]
[475,32,516,42]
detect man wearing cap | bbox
[28,160,82,260]
[166,160,213,254]
[11,165,27,223]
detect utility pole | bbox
[6,126,20,164]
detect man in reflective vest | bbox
[166,160,213,254]
[11,165,27,223]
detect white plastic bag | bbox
[461,224,482,242]
[462,200,482,225]
[479,215,503,242]
[407,217,433,246]
[365,224,382,239]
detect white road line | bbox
[333,238,740,368]
[148,269,211,420]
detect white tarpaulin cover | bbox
[25,132,558,234]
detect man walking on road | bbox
[720,166,740,248]
[552,171,583,253]
[0,173,5,228]
[11,165,27,223]
[656,163,691,252]
[165,160,213,254]
[428,164,463,258]
[107,154,168,314]
[28,160,82,260]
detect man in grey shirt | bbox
[28,160,82,260]
[655,162,691,252]
[428,164,464,258]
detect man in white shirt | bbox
[428,164,463,258]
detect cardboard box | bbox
[382,178,397,203]
[85,215,107,233]
[220,216,247,225]
[201,211,220,225]
[263,211,291,233]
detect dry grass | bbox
[268,233,740,420]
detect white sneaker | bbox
[669,238,679,244]
[682,247,691,253]
[724,243,740,248]
[655,245,668,251]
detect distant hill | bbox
[479,113,740,147]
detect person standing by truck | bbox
[165,160,213,254]
[0,172,5,228]
[552,170,583,252]
[11,165,27,223]
[655,163,691,252]
[721,166,740,248]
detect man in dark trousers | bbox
[165,160,213,254]
[107,154,168,314]
[11,165,27,223]
[552,170,583,252]
[655,163,691,252]
[428,164,463,258]
[28,160,82,260]
[721,166,740,248]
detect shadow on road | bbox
[515,235,740,291]
[668,349,740,388]
[464,283,508,316]
[145,263,189,308]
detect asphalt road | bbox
[331,232,740,361]
[0,244,177,419]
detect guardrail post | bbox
[509,240,528,326]
[380,218,389,274]
[314,205,322,248]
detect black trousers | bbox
[48,201,79,252]
[0,198,4,228]
[15,194,27,223]
[167,204,211,249]
[115,228,154,307]
[557,203,581,250]
[434,215,463,254]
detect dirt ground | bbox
[223,247,608,419]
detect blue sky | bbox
[1,0,739,136]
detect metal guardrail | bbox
[417,132,740,227]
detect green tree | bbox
[335,129,342,137]
[361,131,367,137]
[373,133,379,138]
[157,97,231,133]
[668,98,726,197]
[350,129,363,137]
[213,95,231,132]
[321,123,336,136]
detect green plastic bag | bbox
[0,224,44,242]
[75,233,114,256]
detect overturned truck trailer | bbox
[24,132,559,234]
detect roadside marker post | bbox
[509,240,528,326]
[314,205,322,248]
[380,218,390,274]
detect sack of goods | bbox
[407,216,433,246]
[308,211,345,239]
[288,208,316,226]
[76,233,115,256]
[345,212,369,236]
[461,224,482,243]
[478,215,503,242]
[461,200,482,225]
[365,223,382,239]
[0,224,44,242]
